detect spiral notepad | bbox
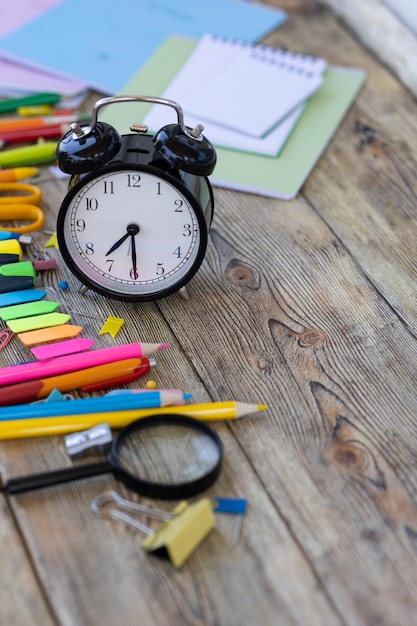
[144,34,327,155]
[183,37,324,137]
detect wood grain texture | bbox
[322,0,417,97]
[1,3,417,625]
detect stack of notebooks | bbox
[144,35,328,158]
[103,35,366,200]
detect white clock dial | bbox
[58,165,207,301]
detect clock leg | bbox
[178,286,189,300]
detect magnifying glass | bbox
[0,415,223,499]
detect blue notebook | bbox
[0,0,287,94]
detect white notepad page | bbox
[182,39,324,137]
[144,35,327,156]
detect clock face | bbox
[57,164,207,301]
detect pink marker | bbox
[0,341,169,387]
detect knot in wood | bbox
[257,356,270,371]
[224,259,260,289]
[297,328,327,348]
[328,442,366,472]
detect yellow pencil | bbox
[0,401,267,439]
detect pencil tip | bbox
[258,404,267,411]
[157,342,170,351]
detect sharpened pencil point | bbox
[157,342,170,351]
[258,404,267,411]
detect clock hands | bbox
[105,230,130,256]
[106,224,140,256]
[130,230,138,280]
[106,224,140,279]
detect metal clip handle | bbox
[88,95,202,141]
[91,490,171,535]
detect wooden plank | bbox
[279,14,417,330]
[0,495,54,624]
[1,5,417,625]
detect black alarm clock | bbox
[55,95,216,302]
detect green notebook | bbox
[102,36,366,200]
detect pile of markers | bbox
[0,92,89,168]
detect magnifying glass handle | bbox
[2,460,111,495]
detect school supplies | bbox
[0,288,46,308]
[0,114,88,133]
[0,328,13,349]
[80,358,156,392]
[99,316,124,339]
[0,390,191,421]
[0,414,223,496]
[65,423,113,458]
[0,299,59,321]
[0,92,63,114]
[30,337,95,360]
[0,0,286,93]
[0,181,44,233]
[0,239,22,258]
[0,341,169,386]
[0,123,70,144]
[0,167,37,182]
[92,491,215,568]
[0,260,35,280]
[0,357,155,406]
[0,142,57,167]
[0,401,267,439]
[7,312,71,333]
[0,230,32,245]
[0,275,34,293]
[144,34,327,155]
[17,324,83,345]
[214,497,248,544]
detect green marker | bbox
[0,142,57,168]
[0,93,61,115]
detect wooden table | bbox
[1,3,417,625]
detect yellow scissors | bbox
[0,182,44,234]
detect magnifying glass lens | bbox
[115,421,221,486]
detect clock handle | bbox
[91,95,216,175]
[91,95,194,137]
[56,95,216,177]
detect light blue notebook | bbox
[0,0,287,93]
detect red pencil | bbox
[0,123,69,144]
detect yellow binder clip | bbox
[91,491,215,569]
[142,498,215,568]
